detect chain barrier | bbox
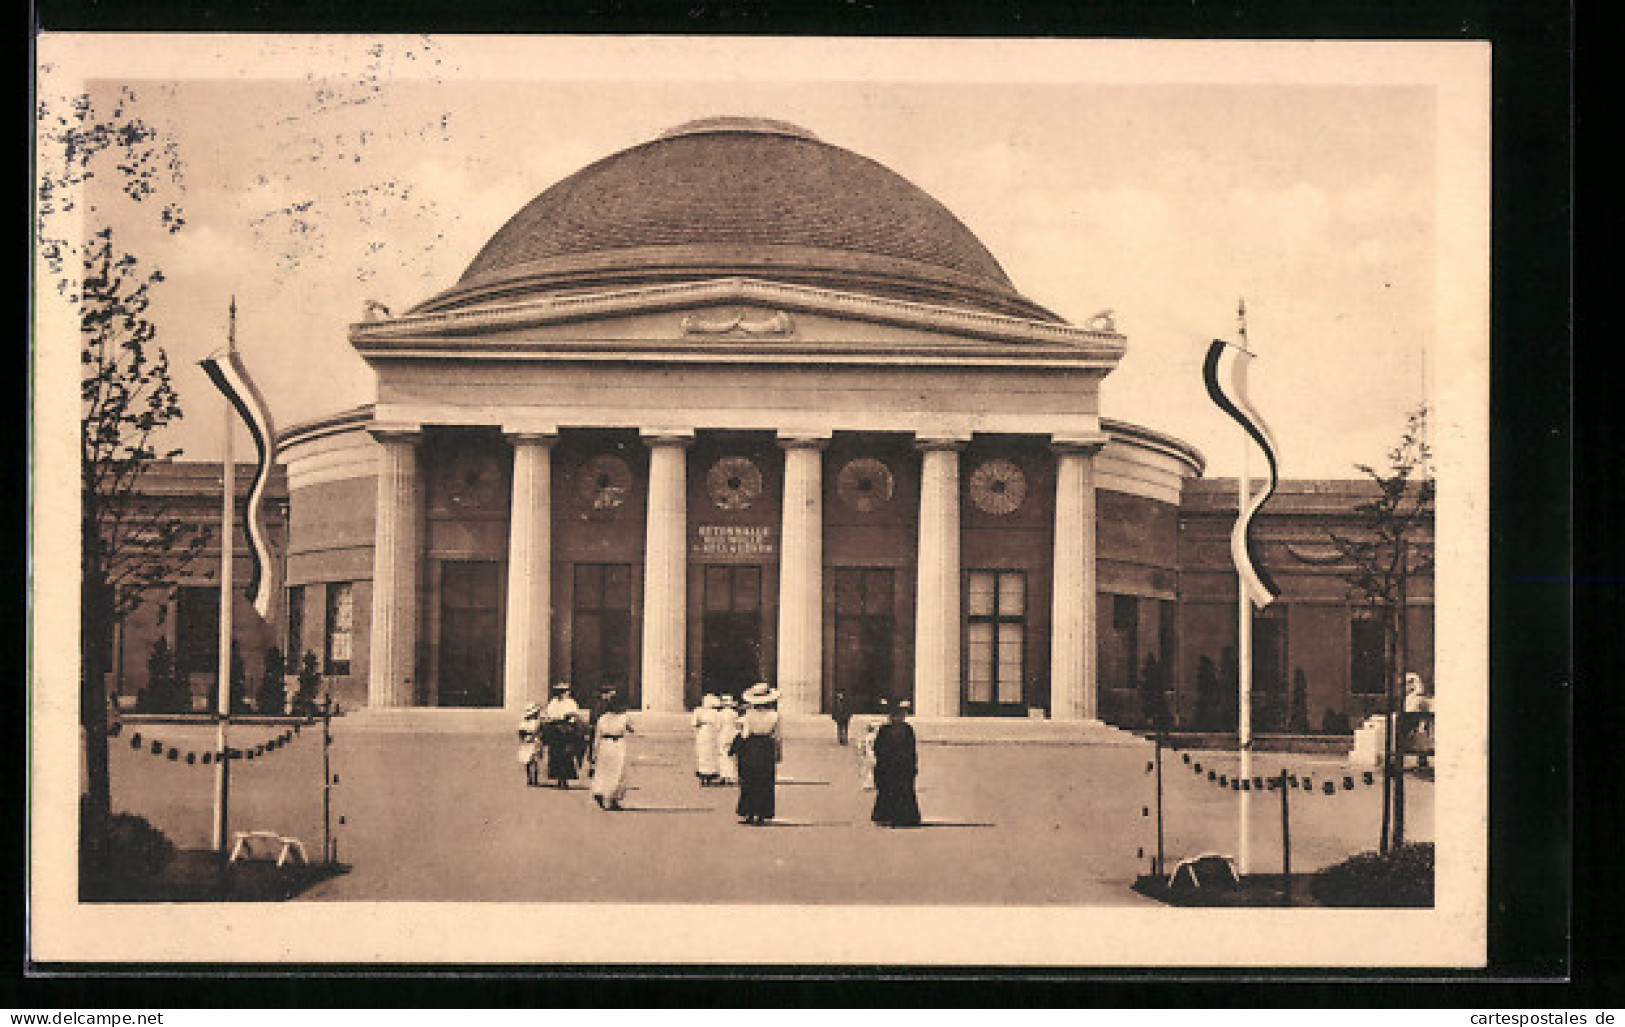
[107,715,317,767]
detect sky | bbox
[38,35,1487,479]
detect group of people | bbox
[517,683,634,811]
[691,683,783,825]
[517,680,921,828]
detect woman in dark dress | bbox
[871,699,922,827]
[734,683,782,825]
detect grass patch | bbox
[1310,843,1434,907]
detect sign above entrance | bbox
[692,524,776,559]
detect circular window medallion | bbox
[706,456,764,512]
[969,459,1027,516]
[575,454,632,513]
[441,454,503,511]
[835,458,896,513]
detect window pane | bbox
[997,623,1024,704]
[834,570,862,615]
[966,622,994,701]
[604,565,632,610]
[704,566,732,611]
[967,571,995,617]
[733,567,760,612]
[574,565,603,610]
[863,570,893,615]
[1113,594,1138,632]
[998,572,1025,616]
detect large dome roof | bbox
[411,117,1059,321]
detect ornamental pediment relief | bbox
[680,307,795,337]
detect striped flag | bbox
[200,348,278,619]
[1203,338,1281,608]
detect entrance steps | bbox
[336,707,1147,746]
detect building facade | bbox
[257,116,1432,725]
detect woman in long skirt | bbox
[518,703,545,787]
[543,683,583,788]
[734,683,782,825]
[714,695,740,785]
[871,699,921,827]
[591,694,634,811]
[692,694,721,785]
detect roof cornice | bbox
[350,277,1125,366]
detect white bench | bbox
[228,830,309,868]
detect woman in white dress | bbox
[590,693,635,811]
[692,693,721,786]
[714,694,740,785]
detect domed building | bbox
[274,117,1428,727]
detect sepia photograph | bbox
[31,34,1490,967]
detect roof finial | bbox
[228,295,238,355]
[1236,297,1249,353]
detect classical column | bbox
[367,425,422,708]
[640,431,692,712]
[913,438,964,718]
[503,432,556,711]
[776,435,827,715]
[1051,438,1108,720]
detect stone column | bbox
[913,438,965,719]
[503,432,556,711]
[1051,438,1108,721]
[776,435,827,715]
[367,425,422,708]
[640,431,692,712]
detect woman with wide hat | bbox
[542,682,584,789]
[691,693,722,786]
[733,682,781,825]
[871,698,922,827]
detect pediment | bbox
[350,278,1124,369]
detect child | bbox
[518,702,544,787]
[857,718,880,791]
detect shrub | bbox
[1289,669,1311,733]
[140,637,190,713]
[1311,843,1434,907]
[80,796,176,892]
[1321,709,1352,734]
[255,646,287,714]
[291,650,323,717]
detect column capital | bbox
[503,430,558,447]
[1052,434,1110,456]
[777,431,831,451]
[640,428,696,448]
[367,422,423,445]
[915,436,968,453]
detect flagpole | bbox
[211,298,237,855]
[1236,299,1253,877]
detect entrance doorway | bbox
[832,567,895,714]
[570,563,636,699]
[438,560,504,707]
[700,564,762,701]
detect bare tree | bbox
[40,86,202,814]
[1291,406,1434,853]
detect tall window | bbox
[1112,594,1140,689]
[285,584,305,664]
[325,582,355,676]
[175,585,219,679]
[966,570,1025,707]
[1350,611,1386,694]
[572,564,635,695]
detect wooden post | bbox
[1279,767,1292,905]
[322,692,333,863]
[1154,727,1166,878]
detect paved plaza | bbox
[99,715,1432,905]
